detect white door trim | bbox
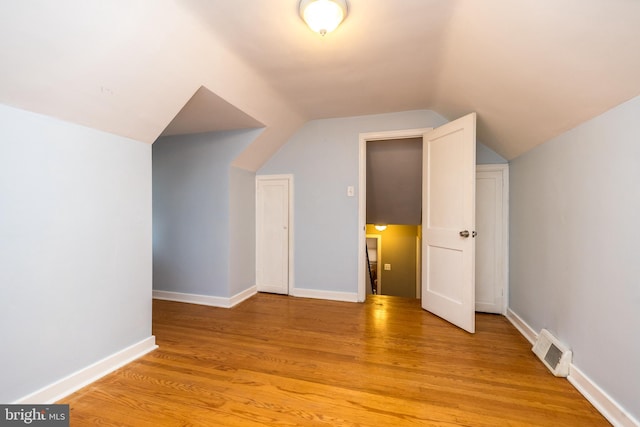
[358,128,433,302]
[476,164,509,314]
[256,174,294,294]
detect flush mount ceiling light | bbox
[374,225,387,232]
[299,0,348,36]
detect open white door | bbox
[256,175,291,295]
[421,113,476,333]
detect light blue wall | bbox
[0,104,152,403]
[510,96,640,421]
[153,129,260,297]
[258,110,448,293]
[477,142,507,164]
[229,166,256,296]
[259,110,504,294]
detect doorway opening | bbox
[364,136,423,298]
[357,128,432,302]
[366,225,421,298]
[358,113,478,334]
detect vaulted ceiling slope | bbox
[1,1,640,168]
[161,87,264,137]
[189,0,640,160]
[0,0,305,171]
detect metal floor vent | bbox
[532,329,572,377]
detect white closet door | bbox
[256,176,291,294]
[475,165,508,314]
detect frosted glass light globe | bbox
[301,0,347,36]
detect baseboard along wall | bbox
[11,287,355,407]
[289,287,359,303]
[506,308,639,427]
[14,336,157,404]
[153,286,358,306]
[152,286,257,308]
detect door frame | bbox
[255,174,295,294]
[357,128,433,302]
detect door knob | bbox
[459,230,470,238]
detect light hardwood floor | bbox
[62,294,609,426]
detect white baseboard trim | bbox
[505,307,538,345]
[289,288,358,303]
[153,286,257,309]
[14,336,157,404]
[568,365,639,427]
[506,307,638,427]
[229,286,258,307]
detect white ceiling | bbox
[2,0,640,167]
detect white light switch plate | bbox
[384,264,391,271]
[347,186,355,197]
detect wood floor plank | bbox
[60,294,609,426]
